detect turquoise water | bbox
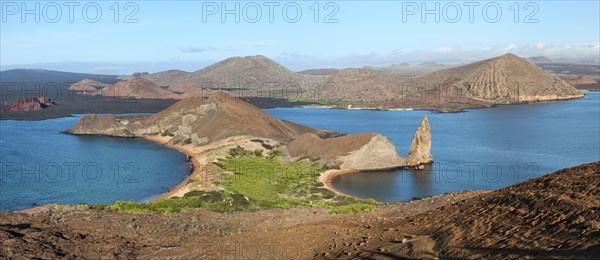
[0,115,190,211]
[265,92,600,201]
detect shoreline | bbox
[319,164,433,198]
[319,169,361,197]
[142,136,204,201]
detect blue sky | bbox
[1,1,599,74]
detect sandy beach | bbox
[319,169,361,196]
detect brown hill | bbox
[68,79,110,94]
[317,68,409,102]
[566,75,599,85]
[168,81,202,94]
[125,70,191,87]
[297,68,340,76]
[99,78,182,99]
[67,92,316,144]
[316,53,583,108]
[423,53,583,103]
[132,56,324,92]
[185,55,322,91]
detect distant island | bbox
[69,53,585,112]
[0,53,590,120]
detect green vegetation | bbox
[227,145,254,157]
[187,179,203,185]
[183,138,192,145]
[98,147,378,214]
[123,129,134,137]
[250,139,264,144]
[249,139,274,150]
[261,143,274,150]
[96,190,252,213]
[161,131,174,137]
[267,149,281,159]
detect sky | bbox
[1,0,599,74]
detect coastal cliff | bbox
[288,115,433,170]
[287,133,403,170]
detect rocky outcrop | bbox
[288,115,433,170]
[288,133,403,170]
[67,114,134,137]
[405,116,433,166]
[3,97,56,112]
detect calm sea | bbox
[0,115,190,211]
[266,92,600,201]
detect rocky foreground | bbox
[1,162,598,259]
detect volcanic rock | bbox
[3,97,56,112]
[288,133,403,170]
[404,116,433,166]
[288,115,433,169]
